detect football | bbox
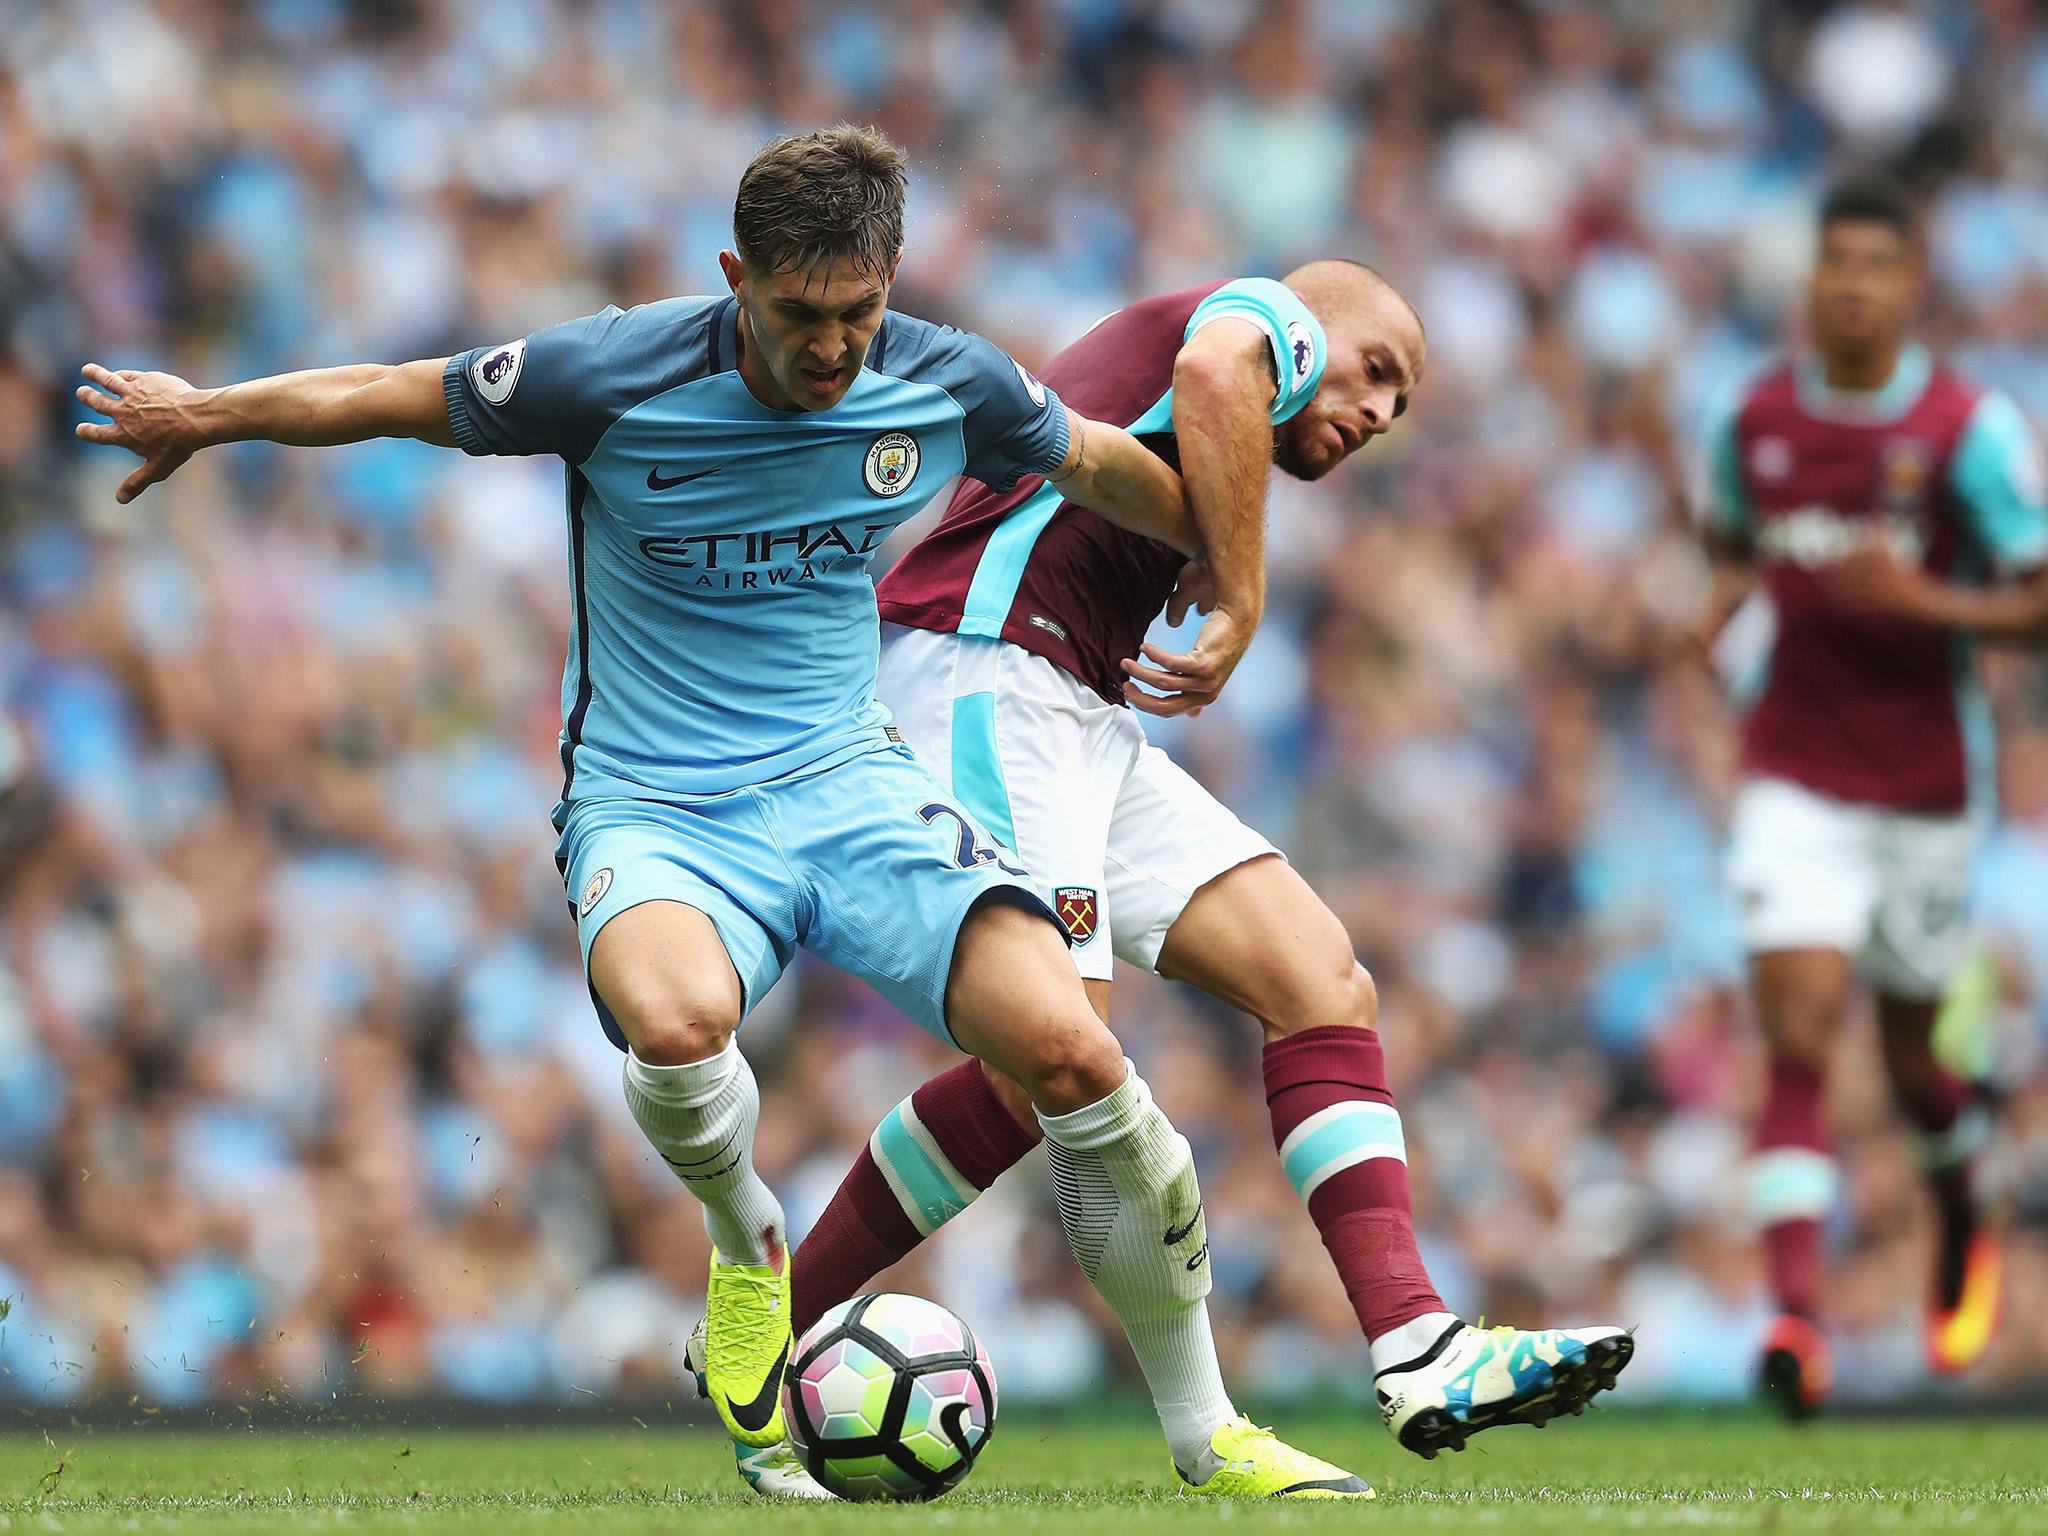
[782,1292,997,1501]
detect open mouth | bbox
[799,366,844,397]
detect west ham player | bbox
[77,127,1373,1500]
[782,262,1633,1470]
[1697,176,2048,1416]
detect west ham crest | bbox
[1881,436,1933,515]
[1054,886,1099,945]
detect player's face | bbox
[1275,295,1424,481]
[722,250,895,411]
[1810,219,1920,359]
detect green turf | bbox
[2,1414,2044,1532]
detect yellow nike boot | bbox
[1174,1417,1374,1500]
[701,1244,793,1448]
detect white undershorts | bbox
[1726,776,1978,1000]
[877,624,1278,982]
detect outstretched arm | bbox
[1047,406,1199,557]
[76,357,455,503]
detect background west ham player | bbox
[1696,176,2048,1418]
[789,262,1632,1462]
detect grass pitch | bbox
[2,1412,2045,1532]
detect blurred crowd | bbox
[2,0,2048,1415]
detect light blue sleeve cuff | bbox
[1185,277,1327,425]
[1951,390,2048,574]
[1697,382,1754,540]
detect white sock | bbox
[1369,1311,1463,1378]
[622,1038,785,1264]
[1038,1062,1235,1480]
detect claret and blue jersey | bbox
[443,294,1070,805]
[878,276,1327,702]
[1703,344,2048,812]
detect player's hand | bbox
[73,364,207,503]
[1824,545,1935,623]
[1120,603,1256,718]
[1663,613,1729,687]
[1164,560,1217,628]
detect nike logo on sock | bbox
[659,1127,744,1182]
[1164,1204,1204,1246]
[662,1147,746,1182]
[723,1338,790,1434]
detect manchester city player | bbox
[77,126,1371,1500]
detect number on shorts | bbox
[919,802,1029,878]
[1917,888,1960,938]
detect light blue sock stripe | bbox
[1281,1102,1405,1201]
[949,691,1016,849]
[1748,1149,1840,1222]
[873,1103,972,1236]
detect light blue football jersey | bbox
[443,297,1069,805]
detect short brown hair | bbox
[733,124,908,284]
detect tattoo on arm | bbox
[1049,413,1086,485]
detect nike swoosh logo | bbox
[722,1337,790,1434]
[663,1146,746,1182]
[1164,1204,1203,1246]
[647,463,723,491]
[937,1400,976,1460]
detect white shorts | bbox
[877,625,1278,982]
[1726,776,1977,1000]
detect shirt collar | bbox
[1794,343,1931,425]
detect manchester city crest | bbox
[864,431,919,497]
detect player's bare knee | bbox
[1022,1017,1127,1114]
[1315,961,1378,1033]
[1758,1005,1833,1071]
[1751,952,1851,1067]
[1262,955,1378,1037]
[609,979,738,1066]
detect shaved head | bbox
[1283,258,1425,343]
[1270,259,1427,480]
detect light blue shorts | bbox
[555,739,1058,1049]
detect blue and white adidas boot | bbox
[1374,1322,1634,1459]
[685,1317,833,1500]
